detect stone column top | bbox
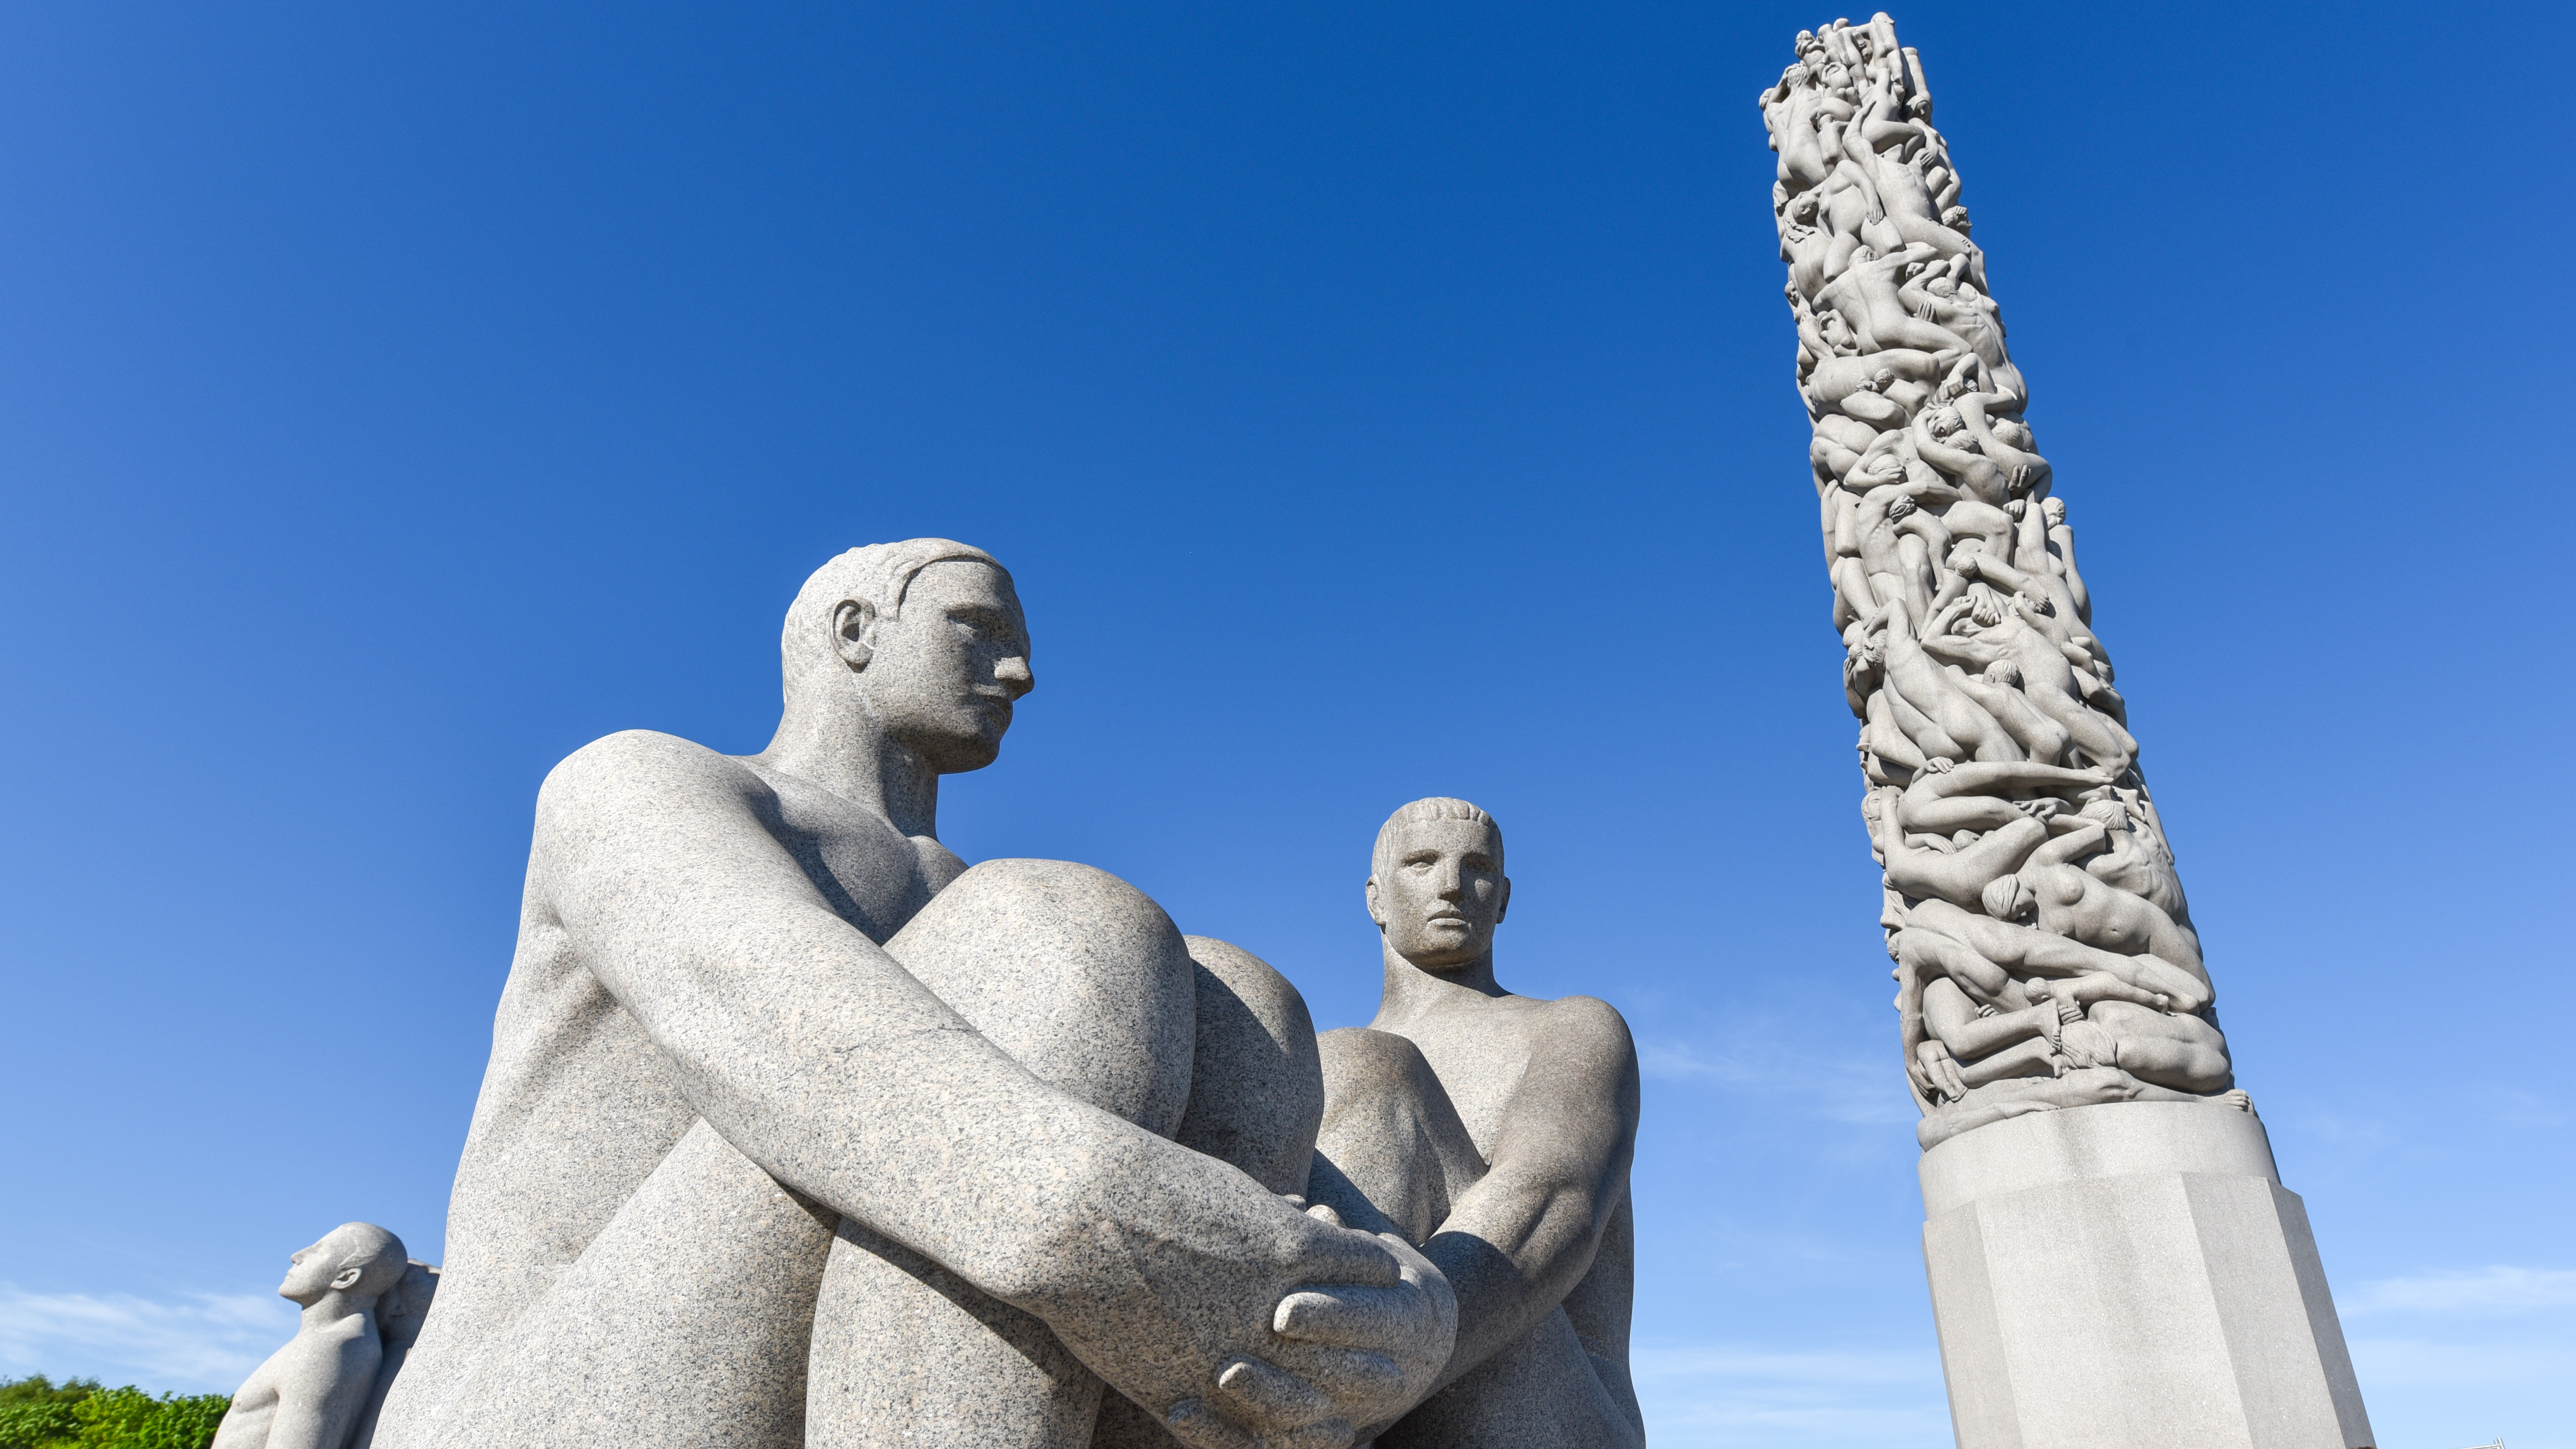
[1918,1102,2281,1216]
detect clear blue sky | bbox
[2,4,2567,1446]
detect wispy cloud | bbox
[1633,1339,1950,1447]
[1638,1038,1916,1126]
[2341,1265,2576,1316]
[0,1283,293,1393]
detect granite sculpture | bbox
[373,541,1456,1449]
[213,1225,425,1449]
[1758,18,2374,1448]
[1306,799,1643,1449]
[1758,13,2248,1150]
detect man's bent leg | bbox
[407,1118,837,1449]
[807,860,1199,1449]
[1090,936,1329,1449]
[1306,1029,1486,1244]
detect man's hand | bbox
[1159,1222,1457,1449]
[1022,1144,1456,1449]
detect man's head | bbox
[278,1223,408,1306]
[1980,874,2036,923]
[2079,797,2130,831]
[1366,798,1509,972]
[781,541,1035,773]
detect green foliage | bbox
[0,1378,229,1449]
[0,1399,83,1449]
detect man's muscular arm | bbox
[1419,998,1641,1393]
[536,731,1444,1440]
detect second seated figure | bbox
[1307,798,1645,1449]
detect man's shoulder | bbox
[540,730,755,810]
[1507,993,1635,1056]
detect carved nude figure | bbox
[375,542,1453,1449]
[1895,761,2110,836]
[1865,785,2045,909]
[1919,601,2134,772]
[1912,975,2067,1101]
[1984,820,2207,988]
[1872,599,2023,764]
[214,1225,409,1449]
[1821,243,1979,357]
[1904,896,2211,1015]
[1305,799,1643,1449]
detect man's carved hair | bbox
[1371,797,1503,881]
[322,1222,411,1298]
[780,539,1005,695]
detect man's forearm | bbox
[572,885,1144,1305]
[1422,1168,1619,1389]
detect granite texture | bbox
[1303,800,1644,1449]
[215,1225,417,1449]
[1757,13,2250,1148]
[374,543,1453,1449]
[1920,1104,2372,1449]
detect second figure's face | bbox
[1369,819,1509,971]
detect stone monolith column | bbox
[1757,16,2374,1448]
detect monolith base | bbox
[1918,1103,2372,1449]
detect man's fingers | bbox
[1214,1356,1335,1430]
[1273,1285,1432,1352]
[1164,1400,1257,1449]
[1271,1419,1358,1449]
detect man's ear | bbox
[329,1265,364,1292]
[831,598,879,672]
[1363,876,1386,929]
[1495,876,1512,924]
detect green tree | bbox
[0,1377,229,1449]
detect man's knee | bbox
[933,859,1188,961]
[889,860,1195,1134]
[1173,937,1323,1195]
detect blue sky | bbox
[1,3,2567,1447]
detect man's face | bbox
[278,1230,357,1303]
[857,561,1035,773]
[1368,819,1509,971]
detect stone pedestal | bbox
[1919,1103,2373,1449]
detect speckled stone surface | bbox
[1921,1103,2372,1449]
[374,544,1453,1449]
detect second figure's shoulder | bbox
[1504,992,1635,1050]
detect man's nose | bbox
[997,655,1034,697]
[1436,860,1465,898]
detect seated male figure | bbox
[1306,799,1645,1449]
[375,542,1451,1449]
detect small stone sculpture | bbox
[374,542,1456,1449]
[212,1225,413,1449]
[1758,15,2253,1148]
[1307,799,1643,1449]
